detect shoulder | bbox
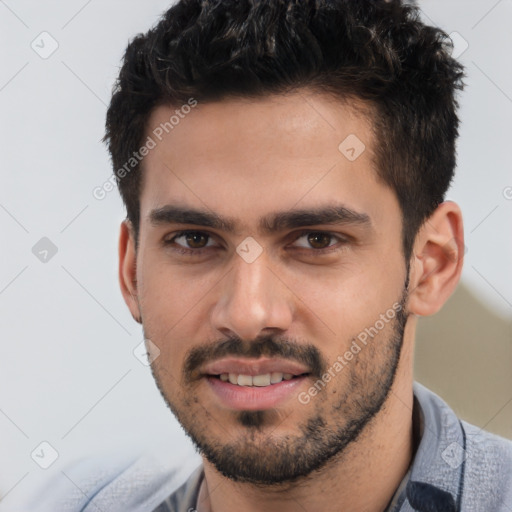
[17,448,202,512]
[412,382,512,511]
[461,420,512,510]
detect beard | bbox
[147,274,410,486]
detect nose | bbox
[211,251,294,342]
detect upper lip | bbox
[201,357,310,377]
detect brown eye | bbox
[291,231,348,255]
[183,232,209,249]
[306,232,332,249]
[164,231,217,253]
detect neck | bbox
[199,331,416,512]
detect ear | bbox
[407,201,465,317]
[119,219,142,324]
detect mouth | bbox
[201,358,311,410]
[214,371,309,387]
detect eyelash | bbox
[163,230,348,256]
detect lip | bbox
[201,357,310,377]
[206,374,309,411]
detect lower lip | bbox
[206,376,308,411]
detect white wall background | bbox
[0,0,511,507]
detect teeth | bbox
[270,372,284,383]
[219,372,297,387]
[252,374,271,386]
[237,374,253,386]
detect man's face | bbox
[130,92,410,484]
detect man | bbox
[30,0,512,511]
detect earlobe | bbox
[407,201,465,317]
[118,220,142,324]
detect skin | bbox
[118,90,465,512]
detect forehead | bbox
[146,92,374,165]
[139,92,397,233]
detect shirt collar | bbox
[390,382,466,512]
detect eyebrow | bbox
[148,203,372,235]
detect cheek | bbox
[138,250,216,318]
[287,262,400,336]
[138,261,219,361]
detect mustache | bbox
[183,335,328,383]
